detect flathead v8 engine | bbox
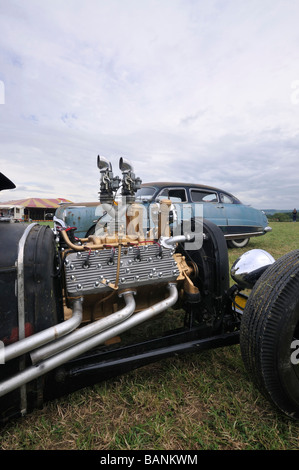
[56,156,199,325]
[64,243,180,296]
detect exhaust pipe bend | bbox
[0,284,177,398]
[4,298,83,362]
[31,290,136,365]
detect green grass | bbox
[1,222,299,450]
[228,221,299,263]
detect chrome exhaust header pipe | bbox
[4,298,83,362]
[0,284,178,398]
[0,291,135,398]
[31,291,136,365]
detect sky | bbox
[1,0,299,210]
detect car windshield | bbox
[135,186,156,200]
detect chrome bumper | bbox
[224,226,272,240]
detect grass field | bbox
[1,222,299,450]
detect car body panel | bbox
[138,183,270,241]
[55,202,103,238]
[55,182,271,242]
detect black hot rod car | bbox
[0,158,299,424]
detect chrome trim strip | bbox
[16,223,37,415]
[224,230,268,240]
[17,223,38,340]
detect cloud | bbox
[0,0,299,209]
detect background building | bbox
[0,197,72,221]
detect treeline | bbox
[267,212,294,222]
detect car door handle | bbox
[217,205,224,209]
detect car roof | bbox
[141,182,235,197]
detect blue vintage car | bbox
[55,182,271,248]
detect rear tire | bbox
[227,238,250,248]
[240,249,299,419]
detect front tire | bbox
[240,249,299,419]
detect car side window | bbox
[190,190,218,203]
[220,193,234,204]
[157,188,187,203]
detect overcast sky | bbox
[1,0,299,209]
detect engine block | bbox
[64,243,180,297]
